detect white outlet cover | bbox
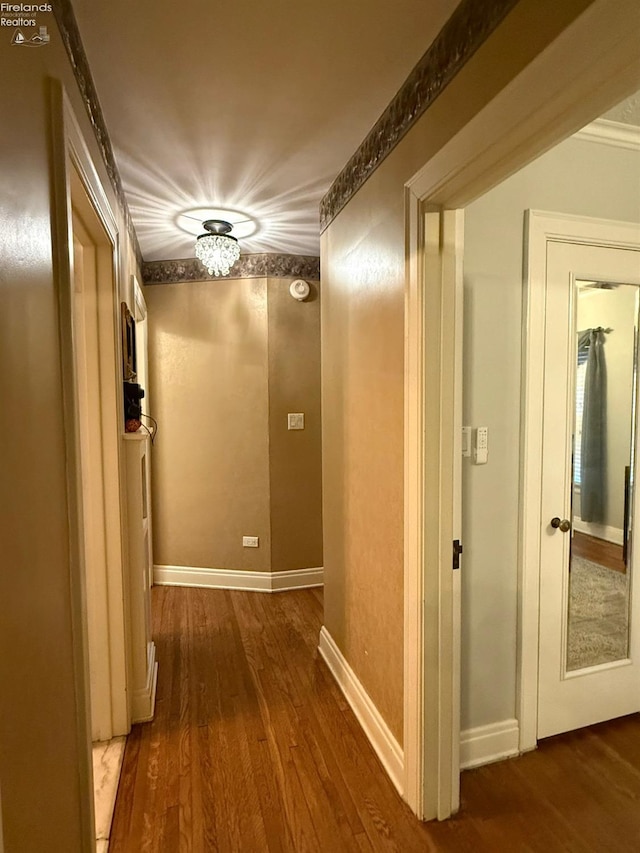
[242,536,259,548]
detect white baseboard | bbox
[572,519,624,546]
[131,641,158,724]
[270,568,324,591]
[153,564,324,593]
[318,626,404,796]
[459,718,520,770]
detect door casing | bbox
[51,80,130,845]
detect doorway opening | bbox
[52,82,129,848]
[454,97,640,760]
[404,3,640,820]
[71,183,127,744]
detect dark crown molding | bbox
[320,0,520,231]
[142,255,321,286]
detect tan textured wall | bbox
[0,23,140,853]
[321,0,595,745]
[268,278,323,571]
[147,277,323,574]
[321,208,406,741]
[147,279,272,571]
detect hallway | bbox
[108,587,640,851]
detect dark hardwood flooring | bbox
[110,586,640,852]
[573,531,626,573]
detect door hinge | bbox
[453,539,463,570]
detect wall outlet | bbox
[288,413,305,430]
[242,536,259,548]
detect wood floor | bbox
[573,531,626,573]
[110,586,640,852]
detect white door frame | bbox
[519,211,640,750]
[403,204,463,820]
[131,275,155,592]
[50,79,130,839]
[402,0,640,821]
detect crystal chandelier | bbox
[194,219,241,276]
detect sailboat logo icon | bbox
[11,26,50,46]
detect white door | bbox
[538,237,640,739]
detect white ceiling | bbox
[72,0,459,261]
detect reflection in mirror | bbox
[567,281,639,671]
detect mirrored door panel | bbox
[567,281,639,671]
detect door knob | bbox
[550,517,571,532]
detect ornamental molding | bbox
[574,118,640,152]
[320,0,520,231]
[53,0,143,270]
[142,255,321,285]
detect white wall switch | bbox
[242,536,259,548]
[474,426,488,464]
[462,426,471,457]
[288,413,305,430]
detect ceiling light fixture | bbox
[177,208,257,240]
[194,219,241,276]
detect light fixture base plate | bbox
[202,219,233,235]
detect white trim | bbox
[572,520,624,546]
[407,3,640,209]
[131,642,158,724]
[318,626,404,796]
[402,186,426,816]
[403,196,464,822]
[61,93,130,740]
[520,211,640,751]
[51,81,129,848]
[442,209,464,817]
[270,568,324,591]
[153,564,324,592]
[459,720,520,770]
[132,273,147,322]
[574,118,640,151]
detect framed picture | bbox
[121,301,137,381]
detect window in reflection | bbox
[567,281,639,671]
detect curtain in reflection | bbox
[580,328,607,523]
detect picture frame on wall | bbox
[121,301,137,381]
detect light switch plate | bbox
[474,426,488,464]
[288,413,305,430]
[242,536,259,548]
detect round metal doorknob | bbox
[550,517,571,532]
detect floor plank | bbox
[110,586,640,852]
[573,531,626,573]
